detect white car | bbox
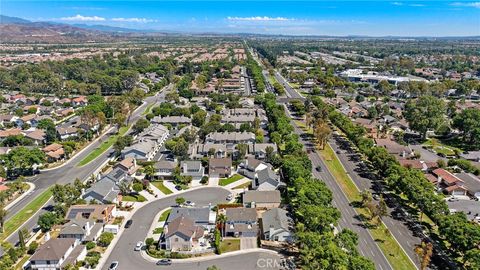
[134,241,143,251]
[226,194,233,201]
[185,201,195,207]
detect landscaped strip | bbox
[219,174,243,186]
[319,144,416,270]
[0,188,52,242]
[158,209,171,222]
[142,103,154,116]
[77,125,130,167]
[151,181,173,195]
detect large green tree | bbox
[404,96,446,139]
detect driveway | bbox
[240,237,258,250]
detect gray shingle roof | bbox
[261,208,291,232]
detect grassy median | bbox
[319,144,416,270]
[0,188,52,242]
[77,125,130,167]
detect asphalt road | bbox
[329,136,421,267]
[102,187,283,270]
[273,71,304,100]
[277,100,391,270]
[4,87,169,245]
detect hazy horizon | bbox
[2,1,480,37]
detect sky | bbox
[2,1,480,36]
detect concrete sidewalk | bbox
[140,247,279,263]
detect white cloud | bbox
[111,17,157,23]
[409,4,425,7]
[227,16,295,22]
[392,2,403,6]
[60,14,105,21]
[450,2,480,8]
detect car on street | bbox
[373,194,380,201]
[336,150,342,154]
[134,241,143,251]
[226,194,233,201]
[156,259,172,266]
[185,200,195,207]
[174,185,182,191]
[109,261,119,270]
[125,219,133,228]
[316,165,322,172]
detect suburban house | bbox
[151,116,192,127]
[225,208,258,238]
[374,138,412,158]
[114,157,138,176]
[56,126,78,140]
[166,207,217,230]
[432,168,467,196]
[243,190,281,209]
[27,238,86,270]
[248,143,277,160]
[220,108,268,128]
[161,215,205,251]
[154,161,177,179]
[205,131,255,145]
[42,143,65,162]
[261,208,293,243]
[82,167,132,204]
[209,157,232,178]
[455,173,480,199]
[65,204,116,223]
[460,151,480,162]
[25,129,46,145]
[72,96,88,107]
[0,128,23,140]
[239,157,282,190]
[180,160,204,181]
[121,124,169,161]
[189,143,228,159]
[58,219,103,243]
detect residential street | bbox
[4,88,168,246]
[102,187,283,270]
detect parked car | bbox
[174,185,182,191]
[185,201,195,207]
[109,261,119,270]
[226,194,233,201]
[134,241,143,251]
[156,259,172,266]
[125,219,133,228]
[315,165,322,172]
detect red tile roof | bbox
[432,168,463,185]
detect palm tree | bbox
[0,204,8,233]
[415,241,433,270]
[313,120,332,150]
[217,214,228,238]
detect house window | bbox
[175,238,179,242]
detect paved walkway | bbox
[140,247,278,263]
[208,177,219,186]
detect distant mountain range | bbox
[0,14,478,43]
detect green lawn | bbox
[142,104,154,116]
[122,194,147,202]
[153,227,164,234]
[219,174,244,186]
[158,209,171,222]
[219,239,241,253]
[77,125,130,166]
[319,144,416,270]
[151,181,173,195]
[0,188,52,242]
[422,138,461,157]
